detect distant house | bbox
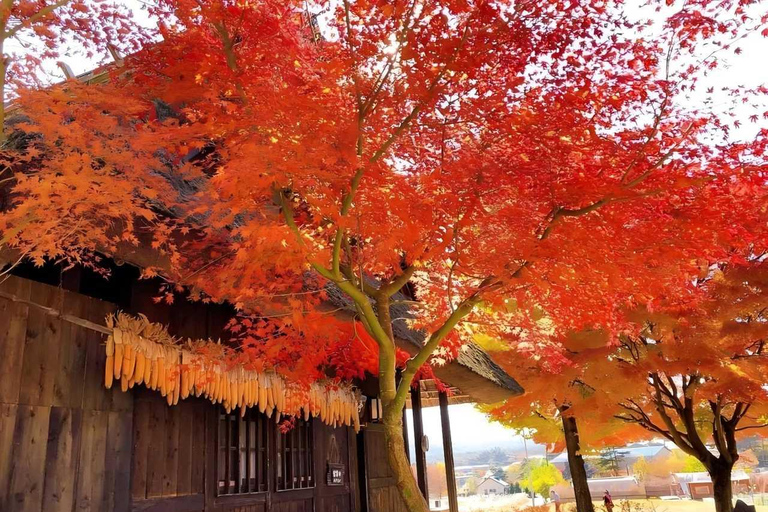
[552,476,646,501]
[551,445,672,475]
[429,496,449,511]
[673,471,751,500]
[476,477,509,496]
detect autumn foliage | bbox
[0,1,767,511]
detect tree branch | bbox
[391,290,483,412]
[650,376,698,456]
[369,23,470,163]
[5,0,71,38]
[379,265,417,297]
[710,397,731,464]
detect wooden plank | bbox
[257,414,265,493]
[439,391,459,512]
[42,407,82,512]
[103,410,133,512]
[113,411,134,512]
[130,493,204,512]
[7,405,51,512]
[18,283,62,407]
[191,404,206,495]
[163,404,181,496]
[81,298,123,412]
[75,408,98,512]
[102,412,118,512]
[0,277,31,404]
[176,403,194,496]
[212,492,268,509]
[52,292,89,408]
[146,400,168,498]
[204,407,217,511]
[0,403,19,511]
[131,399,152,500]
[81,321,109,412]
[347,426,360,512]
[89,410,110,512]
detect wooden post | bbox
[439,391,459,512]
[402,406,410,463]
[398,370,410,464]
[411,384,429,500]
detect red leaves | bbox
[1,0,767,396]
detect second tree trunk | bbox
[561,412,595,512]
[709,462,734,512]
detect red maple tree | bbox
[1,2,766,511]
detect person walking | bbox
[550,489,561,511]
[603,490,614,511]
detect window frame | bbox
[216,409,269,496]
[276,418,315,491]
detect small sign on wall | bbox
[327,463,345,486]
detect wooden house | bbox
[0,259,522,512]
[673,471,751,501]
[475,477,509,496]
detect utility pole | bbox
[522,430,535,507]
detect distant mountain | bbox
[454,447,513,466]
[407,403,548,463]
[424,445,550,466]
[423,436,548,463]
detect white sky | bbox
[406,403,546,459]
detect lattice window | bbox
[276,419,314,490]
[217,410,268,495]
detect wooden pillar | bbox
[439,391,459,512]
[398,370,410,464]
[410,384,428,500]
[402,407,410,463]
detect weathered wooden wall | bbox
[0,274,363,512]
[131,390,207,503]
[0,275,132,512]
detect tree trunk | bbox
[383,404,430,512]
[561,412,595,512]
[710,461,735,512]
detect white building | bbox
[429,496,449,511]
[476,477,509,496]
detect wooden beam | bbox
[0,289,111,334]
[410,385,428,499]
[439,391,459,512]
